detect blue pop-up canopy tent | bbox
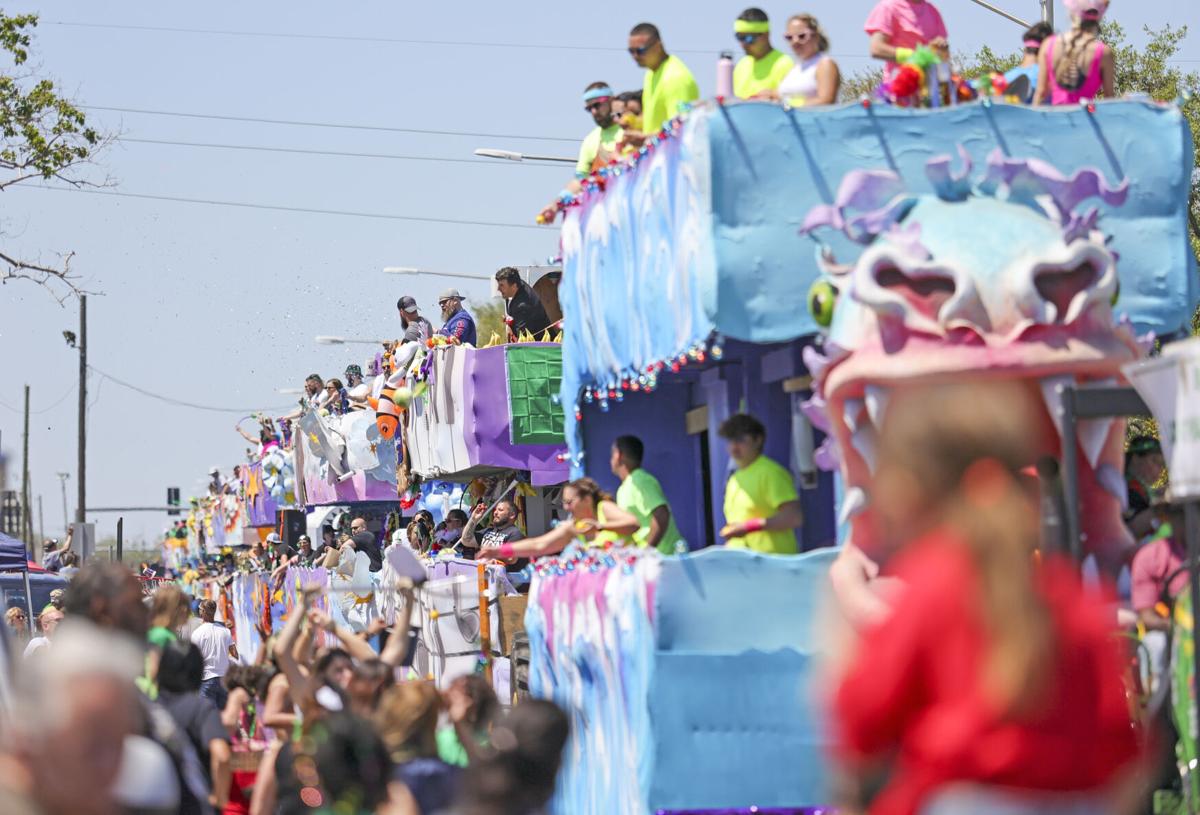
[0,531,35,636]
[0,532,28,572]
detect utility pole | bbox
[21,384,30,549]
[56,472,69,535]
[37,495,44,549]
[1041,0,1053,28]
[76,295,87,527]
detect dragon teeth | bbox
[1078,418,1115,469]
[1095,463,1128,510]
[839,486,868,526]
[850,422,879,472]
[864,385,889,428]
[843,398,866,433]
[1039,374,1073,438]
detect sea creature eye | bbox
[808,279,838,327]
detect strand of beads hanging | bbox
[534,103,694,224]
[568,332,726,431]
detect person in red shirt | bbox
[831,382,1140,815]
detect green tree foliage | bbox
[472,299,508,347]
[1,11,107,299]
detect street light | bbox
[315,336,388,346]
[964,0,1041,27]
[383,266,491,283]
[473,148,575,164]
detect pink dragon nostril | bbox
[875,265,956,321]
[1035,262,1097,322]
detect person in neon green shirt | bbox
[575,82,624,178]
[628,22,699,136]
[719,413,803,554]
[610,435,684,555]
[733,8,795,99]
[538,82,626,224]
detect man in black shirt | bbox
[495,267,553,341]
[157,641,232,812]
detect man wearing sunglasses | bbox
[575,82,624,179]
[733,8,794,99]
[628,22,698,138]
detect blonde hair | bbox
[788,13,830,53]
[375,681,441,761]
[877,381,1053,714]
[149,583,191,629]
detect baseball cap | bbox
[265,532,282,544]
[397,295,419,314]
[438,288,464,304]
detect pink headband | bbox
[1023,39,1042,49]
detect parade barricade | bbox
[414,557,517,698]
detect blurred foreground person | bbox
[455,699,569,815]
[0,622,141,815]
[831,382,1140,815]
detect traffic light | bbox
[167,487,181,516]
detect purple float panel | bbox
[242,462,279,528]
[303,470,397,506]
[468,345,567,486]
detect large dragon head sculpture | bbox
[800,147,1143,571]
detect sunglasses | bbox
[628,42,655,55]
[584,100,608,112]
[735,33,759,44]
[784,31,813,43]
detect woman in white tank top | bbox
[774,13,840,105]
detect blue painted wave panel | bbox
[707,100,1197,342]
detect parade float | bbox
[175,338,573,696]
[538,97,1198,813]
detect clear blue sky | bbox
[0,0,1194,546]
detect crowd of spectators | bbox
[0,560,569,815]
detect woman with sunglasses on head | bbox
[774,14,841,106]
[487,478,639,564]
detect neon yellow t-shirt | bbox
[724,455,800,554]
[733,49,796,99]
[642,55,700,134]
[617,469,683,555]
[575,123,624,177]
[584,503,631,548]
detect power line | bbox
[0,383,77,415]
[44,20,1200,63]
[41,19,892,62]
[45,19,674,53]
[84,105,580,144]
[18,185,548,231]
[88,364,294,414]
[119,137,566,167]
